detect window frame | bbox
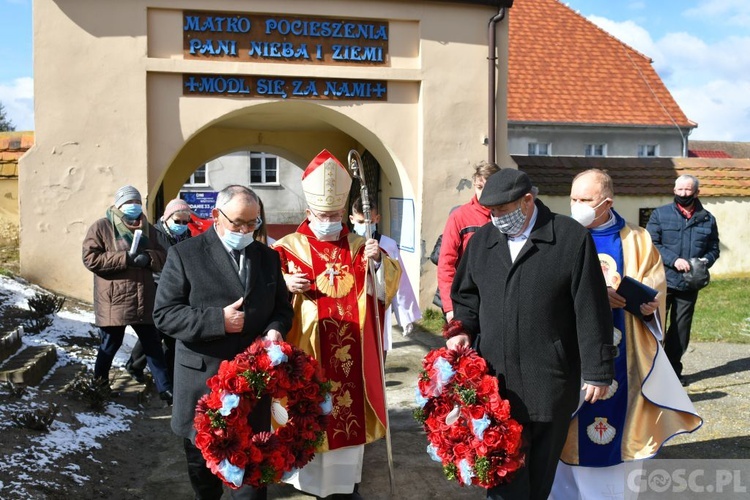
[185,165,209,187]
[249,152,280,186]
[637,144,660,157]
[527,142,551,156]
[584,143,607,157]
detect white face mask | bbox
[352,222,376,237]
[570,199,608,227]
[311,219,342,239]
[221,230,255,250]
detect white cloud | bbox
[658,33,750,83]
[684,0,750,27]
[674,81,750,141]
[583,14,750,141]
[586,15,661,62]
[0,77,34,131]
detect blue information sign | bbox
[181,191,217,219]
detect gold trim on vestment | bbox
[561,223,702,464]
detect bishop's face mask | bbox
[491,203,527,235]
[311,220,342,237]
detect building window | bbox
[250,152,278,184]
[186,165,208,186]
[528,142,551,156]
[638,144,659,157]
[584,144,607,157]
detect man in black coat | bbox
[646,174,720,385]
[445,169,616,500]
[154,185,293,500]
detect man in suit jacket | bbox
[154,185,293,500]
[445,169,616,500]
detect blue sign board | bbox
[181,191,217,219]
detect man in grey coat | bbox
[445,169,616,500]
[154,185,293,500]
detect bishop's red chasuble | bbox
[273,221,401,451]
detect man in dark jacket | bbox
[445,169,616,500]
[126,197,193,383]
[154,185,293,500]
[646,174,720,384]
[82,185,172,402]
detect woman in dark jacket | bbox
[82,185,172,402]
[125,198,192,383]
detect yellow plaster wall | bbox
[22,0,511,305]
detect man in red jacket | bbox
[437,161,499,321]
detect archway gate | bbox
[20,0,513,306]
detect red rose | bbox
[487,394,511,421]
[455,353,486,382]
[230,450,249,469]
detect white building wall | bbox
[541,194,744,277]
[185,152,307,225]
[509,125,686,157]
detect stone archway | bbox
[151,100,413,240]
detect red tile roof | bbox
[0,131,34,178]
[689,141,750,159]
[688,149,732,159]
[508,0,694,129]
[514,156,750,197]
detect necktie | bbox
[232,250,241,266]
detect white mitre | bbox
[301,149,352,212]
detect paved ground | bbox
[134,327,750,499]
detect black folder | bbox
[616,276,658,318]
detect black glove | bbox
[130,252,151,268]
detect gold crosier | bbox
[348,149,396,496]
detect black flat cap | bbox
[479,169,532,206]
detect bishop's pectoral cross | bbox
[324,264,340,286]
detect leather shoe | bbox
[125,360,146,384]
[159,390,173,406]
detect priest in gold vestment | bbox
[273,150,401,499]
[550,169,702,499]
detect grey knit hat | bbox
[114,185,142,208]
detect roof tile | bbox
[508,0,693,128]
[514,156,750,198]
[0,131,34,179]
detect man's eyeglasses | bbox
[170,219,190,225]
[310,210,344,222]
[218,208,262,230]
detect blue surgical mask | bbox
[167,220,189,236]
[352,222,376,237]
[311,220,342,237]
[221,230,255,251]
[120,204,143,220]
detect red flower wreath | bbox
[414,345,525,489]
[194,338,331,489]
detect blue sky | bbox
[1,0,748,140]
[564,0,750,141]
